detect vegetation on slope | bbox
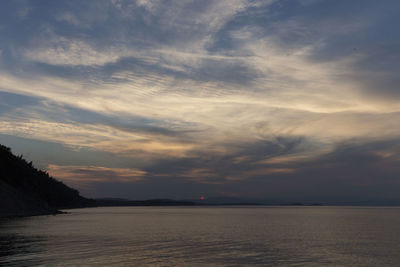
[0,144,90,216]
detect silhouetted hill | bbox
[0,144,91,217]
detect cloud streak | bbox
[1,0,400,200]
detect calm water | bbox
[1,206,400,266]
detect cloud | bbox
[55,12,81,26]
[0,118,197,158]
[0,91,41,114]
[1,0,400,200]
[143,136,305,184]
[24,38,131,66]
[47,165,147,193]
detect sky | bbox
[1,0,400,202]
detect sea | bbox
[1,206,400,266]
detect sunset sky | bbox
[1,0,400,202]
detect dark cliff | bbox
[0,144,91,217]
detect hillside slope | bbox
[0,144,90,217]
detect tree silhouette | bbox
[0,144,90,208]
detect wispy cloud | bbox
[47,164,147,196]
[1,0,400,200]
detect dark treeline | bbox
[0,144,91,216]
[0,144,195,217]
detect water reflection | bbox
[0,221,45,266]
[1,207,400,266]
